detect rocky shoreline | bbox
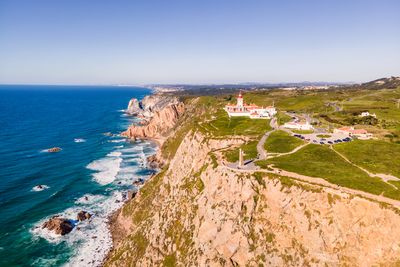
[104,93,184,264]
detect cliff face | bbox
[126,94,180,116]
[122,101,184,144]
[105,131,400,266]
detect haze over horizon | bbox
[0,0,399,85]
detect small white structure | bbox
[360,111,376,118]
[283,121,314,131]
[334,126,373,140]
[224,92,276,119]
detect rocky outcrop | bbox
[46,147,62,153]
[126,98,141,115]
[125,94,180,117]
[106,131,400,267]
[122,102,184,144]
[42,216,74,235]
[76,211,92,221]
[146,154,163,169]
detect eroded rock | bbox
[42,216,74,235]
[46,147,62,153]
[77,211,92,221]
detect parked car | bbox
[320,141,325,144]
[328,141,333,144]
[313,140,317,143]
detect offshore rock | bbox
[77,211,92,221]
[46,147,62,153]
[42,216,74,235]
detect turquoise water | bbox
[0,85,156,266]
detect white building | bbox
[283,121,314,131]
[333,126,373,140]
[224,92,277,119]
[360,111,376,118]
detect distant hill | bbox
[352,76,400,90]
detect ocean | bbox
[0,85,156,266]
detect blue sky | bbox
[0,0,399,85]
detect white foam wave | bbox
[74,138,86,143]
[75,194,105,205]
[87,157,122,185]
[106,151,122,157]
[31,191,127,267]
[31,185,50,192]
[108,139,125,143]
[31,139,158,266]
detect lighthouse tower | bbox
[237,92,244,108]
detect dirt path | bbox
[266,143,309,159]
[331,146,400,188]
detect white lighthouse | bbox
[224,92,277,119]
[237,92,244,108]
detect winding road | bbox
[256,118,278,160]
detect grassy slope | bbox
[224,140,258,162]
[256,144,400,199]
[264,130,304,153]
[276,111,292,126]
[201,109,271,137]
[334,140,400,178]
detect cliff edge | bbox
[105,126,400,266]
[122,96,184,145]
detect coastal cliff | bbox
[105,96,400,266]
[126,94,180,117]
[122,96,184,144]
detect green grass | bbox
[276,112,292,126]
[291,129,314,134]
[163,254,177,267]
[334,140,400,178]
[202,109,271,137]
[224,140,258,162]
[317,134,331,138]
[264,130,304,153]
[256,144,400,199]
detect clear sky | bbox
[0,0,399,85]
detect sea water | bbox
[0,85,157,266]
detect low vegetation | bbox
[276,111,292,125]
[224,141,258,162]
[256,144,400,200]
[264,130,304,153]
[335,140,400,178]
[291,129,314,134]
[201,109,271,137]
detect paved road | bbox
[256,118,278,160]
